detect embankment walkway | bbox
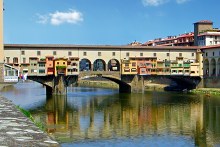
[0,96,59,146]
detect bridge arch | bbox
[93,59,106,71]
[80,58,92,71]
[108,59,120,71]
[210,58,216,76]
[78,72,131,93]
[203,59,209,76]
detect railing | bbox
[4,76,19,82]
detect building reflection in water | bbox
[31,90,220,146]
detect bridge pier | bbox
[120,75,144,93]
[28,75,78,95]
[53,74,67,95]
[46,74,67,95]
[130,75,144,93]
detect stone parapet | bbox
[0,96,59,146]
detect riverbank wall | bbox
[78,80,168,91]
[191,88,220,95]
[0,83,14,90]
[202,77,220,88]
[0,96,59,146]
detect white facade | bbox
[4,44,199,66]
[202,46,220,77]
[198,32,220,46]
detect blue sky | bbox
[3,0,220,45]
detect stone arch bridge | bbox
[28,71,201,95]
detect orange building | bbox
[45,56,54,75]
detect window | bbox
[167,53,169,57]
[39,63,45,67]
[37,51,41,56]
[83,52,87,56]
[39,69,45,74]
[72,63,77,66]
[140,53,143,56]
[179,53,182,57]
[73,68,78,72]
[68,51,72,56]
[53,51,56,55]
[206,52,208,57]
[7,70,15,76]
[112,52,115,56]
[6,57,10,63]
[21,51,25,55]
[153,53,156,57]
[132,62,136,67]
[13,57,18,63]
[48,57,53,61]
[125,63,129,66]
[98,52,101,56]
[23,58,26,63]
[63,62,65,65]
[192,53,194,57]
[213,52,215,56]
[126,52,129,57]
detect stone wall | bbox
[203,77,220,88]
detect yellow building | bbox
[54,58,68,76]
[121,59,137,75]
[190,62,200,76]
[156,60,170,75]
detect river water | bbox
[1,81,220,147]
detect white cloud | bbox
[142,0,169,6]
[176,0,190,4]
[37,9,83,26]
[50,10,83,25]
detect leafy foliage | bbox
[16,106,45,131]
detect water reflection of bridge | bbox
[30,91,220,146]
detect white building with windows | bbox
[198,31,220,46]
[201,45,220,77]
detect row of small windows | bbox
[21,51,193,58]
[21,51,73,56]
[83,52,189,57]
[7,52,193,64]
[205,51,220,57]
[83,52,115,56]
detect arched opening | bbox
[203,59,209,76]
[93,59,106,71]
[210,58,216,76]
[218,58,220,76]
[79,58,92,71]
[108,59,120,71]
